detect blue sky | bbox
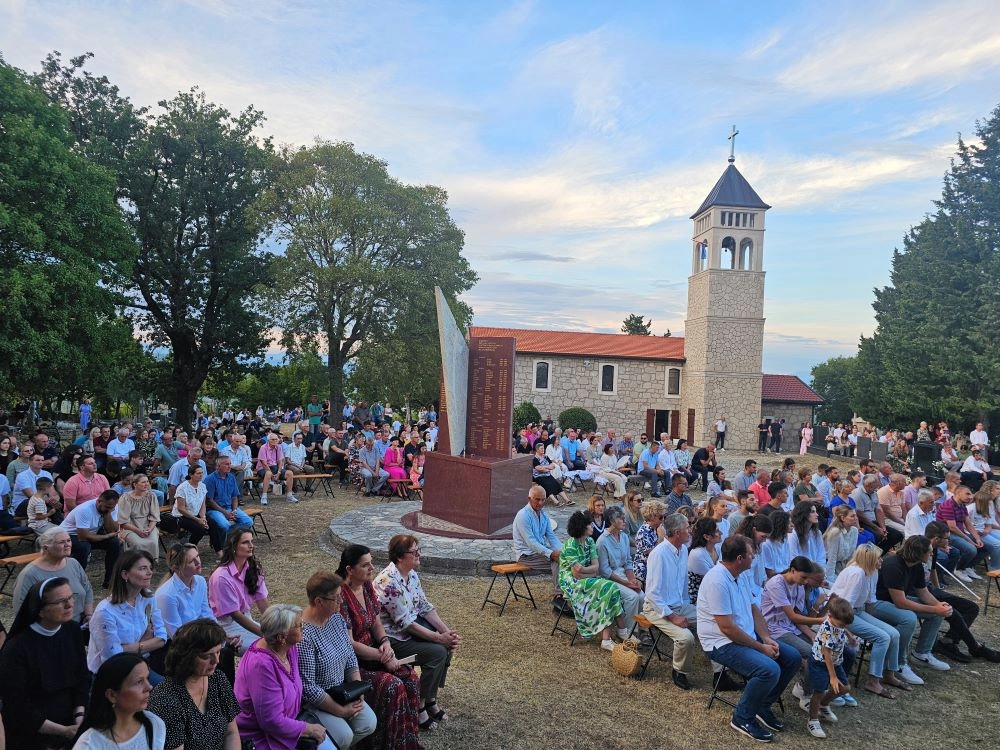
[4,0,1000,378]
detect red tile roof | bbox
[468,326,686,361]
[762,374,824,404]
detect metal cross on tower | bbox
[728,124,739,163]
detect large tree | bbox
[863,105,1000,429]
[621,314,652,336]
[34,54,276,423]
[809,356,856,424]
[259,140,477,421]
[0,57,133,404]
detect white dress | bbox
[73,711,166,750]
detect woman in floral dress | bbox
[558,510,625,651]
[338,544,426,746]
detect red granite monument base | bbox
[421,452,533,535]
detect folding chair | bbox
[707,666,784,713]
[550,597,579,645]
[628,613,667,680]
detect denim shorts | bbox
[808,657,847,693]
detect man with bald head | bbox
[513,484,564,608]
[877,473,909,536]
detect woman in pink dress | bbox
[384,436,408,496]
[799,422,813,455]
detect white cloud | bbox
[775,2,1000,98]
[485,0,536,39]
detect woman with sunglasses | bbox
[0,577,90,749]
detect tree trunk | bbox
[327,350,345,430]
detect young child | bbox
[807,596,856,739]
[26,476,60,533]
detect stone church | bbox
[469,154,823,450]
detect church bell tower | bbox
[681,128,769,450]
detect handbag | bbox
[326,679,373,704]
[611,638,641,677]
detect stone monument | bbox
[413,288,532,536]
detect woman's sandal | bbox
[862,685,896,699]
[424,701,449,723]
[418,711,438,731]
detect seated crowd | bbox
[514,423,1000,743]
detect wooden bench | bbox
[0,530,38,556]
[480,562,536,616]
[292,473,336,498]
[0,551,42,597]
[244,507,271,542]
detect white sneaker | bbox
[964,568,983,580]
[792,681,807,700]
[287,493,299,504]
[807,720,827,739]
[798,696,811,713]
[818,706,838,723]
[899,664,924,685]
[954,569,973,582]
[601,639,615,652]
[260,494,268,506]
[913,651,950,671]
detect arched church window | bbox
[739,238,753,269]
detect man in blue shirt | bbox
[513,484,563,605]
[204,456,254,550]
[638,441,666,497]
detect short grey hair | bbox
[605,505,625,524]
[39,526,71,551]
[187,446,203,457]
[260,603,302,642]
[917,488,937,505]
[662,513,689,538]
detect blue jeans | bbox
[711,640,800,725]
[980,531,1000,571]
[848,609,900,677]
[949,533,982,569]
[207,509,254,550]
[869,599,942,663]
[936,546,962,575]
[640,469,666,496]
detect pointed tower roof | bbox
[690,164,771,219]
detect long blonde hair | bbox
[823,504,855,544]
[847,542,882,576]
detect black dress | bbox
[532,455,563,496]
[148,670,240,750]
[0,621,91,750]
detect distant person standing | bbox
[79,399,92,432]
[307,394,324,443]
[769,420,783,454]
[715,416,727,451]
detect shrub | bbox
[512,401,541,431]
[558,407,597,434]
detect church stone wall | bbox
[511,354,682,435]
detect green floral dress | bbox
[558,536,624,638]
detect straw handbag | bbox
[611,638,641,677]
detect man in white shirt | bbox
[960,449,996,492]
[106,427,136,468]
[969,423,990,452]
[13,453,57,507]
[643,513,697,690]
[715,415,727,451]
[167,447,208,499]
[61,490,120,587]
[696,535,799,742]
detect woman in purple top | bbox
[234,604,334,750]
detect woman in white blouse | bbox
[88,550,168,684]
[822,505,859,582]
[829,544,910,698]
[787,501,827,568]
[171,464,210,548]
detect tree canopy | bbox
[621,314,652,336]
[0,57,134,404]
[259,140,477,420]
[34,53,277,421]
[810,103,1000,430]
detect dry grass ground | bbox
[4,450,1000,749]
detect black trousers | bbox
[928,585,980,649]
[71,534,121,585]
[715,431,726,449]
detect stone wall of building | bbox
[762,403,814,448]
[682,268,766,450]
[512,354,683,435]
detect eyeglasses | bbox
[406,549,421,556]
[44,595,75,608]
[317,594,341,603]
